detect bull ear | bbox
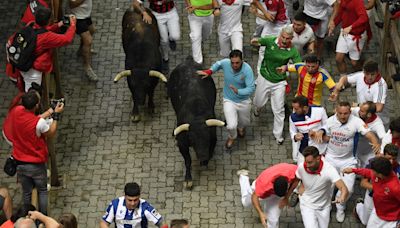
[205,119,225,127]
[114,70,132,83]
[173,124,190,136]
[149,70,167,83]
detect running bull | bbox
[114,7,167,122]
[168,57,225,189]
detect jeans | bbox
[17,163,48,215]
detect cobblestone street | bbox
[0,1,398,227]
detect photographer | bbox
[2,90,64,216]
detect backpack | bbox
[6,23,47,72]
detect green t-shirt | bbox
[191,0,213,17]
[259,36,301,83]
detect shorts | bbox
[336,29,366,60]
[76,17,93,35]
[304,13,329,38]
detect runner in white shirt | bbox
[380,117,400,163]
[290,12,315,56]
[351,101,386,168]
[322,101,380,223]
[217,0,251,57]
[296,146,348,228]
[289,96,328,163]
[302,0,337,58]
[332,60,389,129]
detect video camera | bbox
[50,98,65,110]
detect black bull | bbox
[114,8,167,122]
[168,57,225,189]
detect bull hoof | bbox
[183,180,193,190]
[130,115,141,122]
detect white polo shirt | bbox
[303,0,335,19]
[291,23,315,55]
[289,106,328,154]
[218,0,250,34]
[325,114,370,159]
[347,71,389,126]
[296,159,341,209]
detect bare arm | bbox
[251,0,274,21]
[331,75,348,99]
[42,103,64,138]
[132,0,152,24]
[364,131,380,154]
[251,192,267,227]
[333,179,349,203]
[375,103,384,113]
[28,211,61,228]
[280,178,300,208]
[100,220,110,228]
[360,177,373,191]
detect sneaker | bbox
[85,67,98,81]
[288,192,299,207]
[336,209,345,223]
[276,138,284,145]
[225,138,234,149]
[356,198,364,204]
[169,40,177,51]
[236,169,249,176]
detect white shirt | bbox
[36,118,52,137]
[289,106,328,154]
[102,197,162,228]
[347,71,389,126]
[351,107,385,156]
[325,114,370,159]
[291,23,315,55]
[296,159,341,209]
[218,0,250,34]
[69,0,92,19]
[303,0,335,19]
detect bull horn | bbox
[205,119,225,127]
[114,70,131,83]
[149,70,167,83]
[173,123,190,136]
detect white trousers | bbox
[325,155,357,211]
[367,208,398,228]
[356,190,374,225]
[300,203,331,228]
[21,68,42,92]
[253,77,286,140]
[223,98,251,139]
[218,31,243,57]
[153,8,181,61]
[188,14,214,64]
[239,174,282,228]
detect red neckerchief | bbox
[304,159,323,175]
[365,114,377,124]
[392,135,400,148]
[222,0,235,5]
[364,73,381,89]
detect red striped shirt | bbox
[149,0,175,13]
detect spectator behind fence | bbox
[0,188,12,222]
[0,204,35,228]
[170,219,189,228]
[13,211,60,228]
[58,213,77,228]
[19,7,76,92]
[2,90,64,215]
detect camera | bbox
[50,98,65,110]
[62,15,71,26]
